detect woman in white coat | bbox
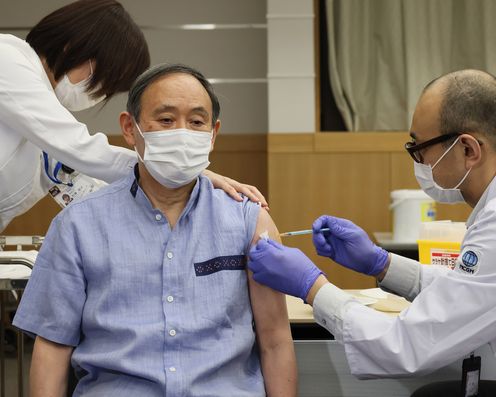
[0,0,265,232]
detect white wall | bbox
[267,0,315,133]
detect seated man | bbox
[13,63,297,397]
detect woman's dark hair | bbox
[26,0,150,100]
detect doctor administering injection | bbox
[248,69,496,397]
[0,0,266,232]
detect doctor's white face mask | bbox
[134,121,213,188]
[54,60,105,111]
[414,136,471,203]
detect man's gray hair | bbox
[126,63,220,126]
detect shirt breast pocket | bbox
[193,255,251,326]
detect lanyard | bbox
[43,152,73,186]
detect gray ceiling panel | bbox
[214,82,267,134]
[1,1,268,135]
[0,0,266,27]
[120,0,266,25]
[144,28,266,79]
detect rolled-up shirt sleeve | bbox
[13,211,86,347]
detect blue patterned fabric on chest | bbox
[194,255,246,276]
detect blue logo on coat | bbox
[462,251,478,268]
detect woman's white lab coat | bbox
[312,175,496,378]
[0,34,136,231]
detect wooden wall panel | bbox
[3,196,61,236]
[390,152,418,189]
[436,203,472,222]
[208,134,268,198]
[267,133,473,290]
[314,131,408,152]
[268,149,391,289]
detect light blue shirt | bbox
[14,167,265,396]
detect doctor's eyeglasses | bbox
[405,132,460,163]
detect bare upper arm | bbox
[32,335,73,364]
[247,209,290,340]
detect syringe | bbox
[279,228,330,237]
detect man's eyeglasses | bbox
[405,132,460,163]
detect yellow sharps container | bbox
[417,221,466,268]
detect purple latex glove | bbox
[248,239,323,301]
[312,215,389,276]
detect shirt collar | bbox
[129,164,202,220]
[466,175,496,227]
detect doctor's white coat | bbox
[313,176,496,378]
[0,34,135,231]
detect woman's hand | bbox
[203,169,269,209]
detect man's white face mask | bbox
[414,136,471,203]
[134,121,213,188]
[54,60,106,111]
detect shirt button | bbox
[169,329,176,337]
[169,367,176,372]
[167,252,174,259]
[166,296,174,303]
[155,214,162,221]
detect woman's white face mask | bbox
[414,136,471,203]
[54,60,105,111]
[134,121,213,189]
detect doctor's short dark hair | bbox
[426,70,496,149]
[127,63,220,127]
[26,0,150,100]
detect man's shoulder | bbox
[457,194,496,277]
[196,175,261,250]
[198,175,260,213]
[0,34,38,68]
[484,189,496,211]
[0,34,26,53]
[475,194,496,228]
[477,176,496,220]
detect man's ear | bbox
[120,111,137,148]
[461,134,482,169]
[210,119,221,152]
